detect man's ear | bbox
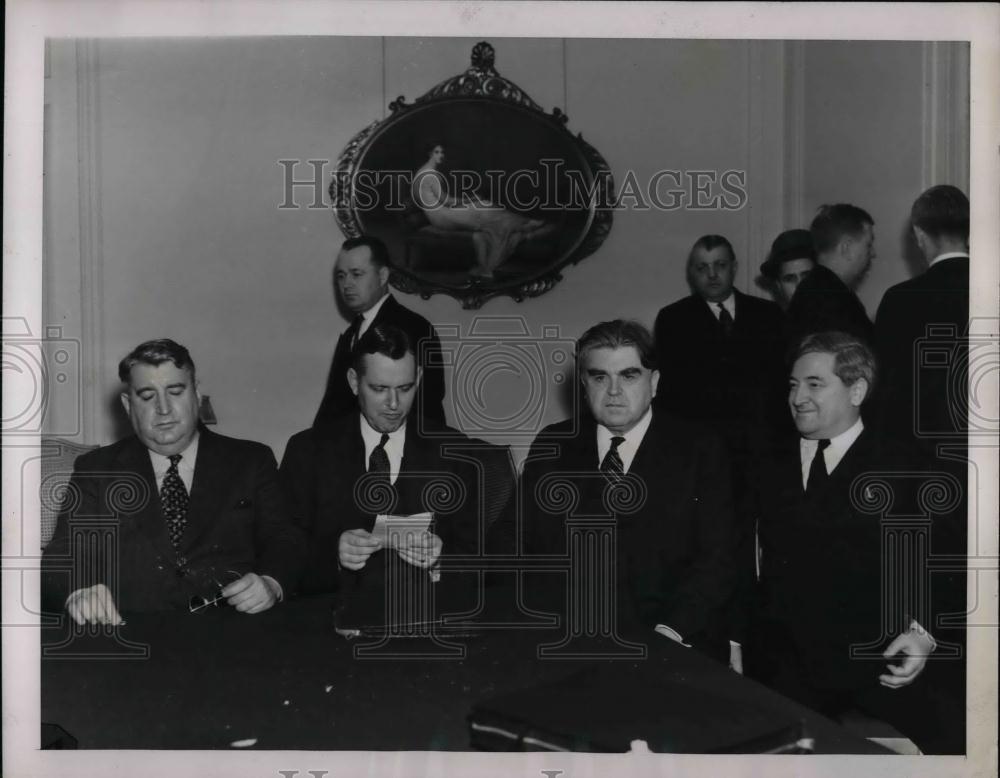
[347,367,360,396]
[849,377,869,407]
[120,391,132,417]
[650,369,661,398]
[414,365,423,388]
[378,265,390,288]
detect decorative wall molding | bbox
[921,42,971,192]
[782,40,807,231]
[75,40,105,445]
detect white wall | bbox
[43,37,968,461]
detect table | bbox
[40,582,887,753]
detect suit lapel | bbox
[181,430,229,553]
[114,437,174,558]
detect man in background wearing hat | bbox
[760,229,817,311]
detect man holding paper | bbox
[280,324,477,595]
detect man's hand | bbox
[221,573,279,614]
[396,531,443,569]
[65,583,124,626]
[339,529,383,570]
[880,626,935,688]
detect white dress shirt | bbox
[928,251,969,268]
[149,433,199,492]
[355,292,390,340]
[704,292,736,321]
[596,406,653,473]
[360,414,406,485]
[799,417,864,489]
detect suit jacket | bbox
[750,428,949,691]
[785,263,874,346]
[522,411,736,657]
[653,289,788,452]
[279,414,480,596]
[874,256,969,451]
[41,429,306,613]
[313,294,446,429]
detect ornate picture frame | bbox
[330,42,615,309]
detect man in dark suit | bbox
[786,204,876,344]
[875,184,970,453]
[523,320,736,661]
[654,235,786,664]
[41,339,305,623]
[748,331,963,754]
[282,324,477,597]
[313,235,446,430]
[759,228,817,311]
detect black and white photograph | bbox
[3,2,997,777]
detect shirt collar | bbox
[597,405,654,451]
[800,416,864,458]
[929,251,969,267]
[359,413,406,448]
[148,430,200,471]
[704,292,736,318]
[361,292,391,323]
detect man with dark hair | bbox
[786,204,876,344]
[313,235,446,430]
[523,319,736,661]
[654,235,786,664]
[281,323,477,596]
[41,339,305,622]
[875,184,970,451]
[759,228,817,310]
[747,331,963,754]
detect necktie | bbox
[716,302,734,337]
[600,436,626,483]
[346,314,364,351]
[806,439,831,494]
[160,454,189,548]
[369,432,391,484]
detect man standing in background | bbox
[759,228,817,311]
[786,204,876,344]
[313,235,446,430]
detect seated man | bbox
[280,324,478,597]
[748,331,962,754]
[41,339,306,623]
[522,320,737,661]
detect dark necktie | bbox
[346,314,364,351]
[806,439,831,494]
[369,432,391,484]
[600,436,626,483]
[716,302,734,337]
[160,454,189,548]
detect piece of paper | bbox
[371,512,433,550]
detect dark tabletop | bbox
[40,578,887,753]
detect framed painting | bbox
[330,42,615,309]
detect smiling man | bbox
[748,331,961,754]
[522,320,736,662]
[281,324,477,596]
[313,235,445,430]
[41,339,305,623]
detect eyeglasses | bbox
[188,569,241,613]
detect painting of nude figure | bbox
[331,42,614,309]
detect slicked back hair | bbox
[352,323,415,376]
[687,234,736,266]
[791,330,876,398]
[810,204,874,254]
[577,319,657,371]
[341,235,391,270]
[911,185,969,242]
[118,339,196,385]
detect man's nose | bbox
[387,389,399,410]
[608,377,622,395]
[790,385,807,406]
[155,393,170,415]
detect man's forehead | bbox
[583,345,644,371]
[791,351,838,378]
[128,361,193,387]
[690,246,732,266]
[337,246,374,269]
[360,352,416,382]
